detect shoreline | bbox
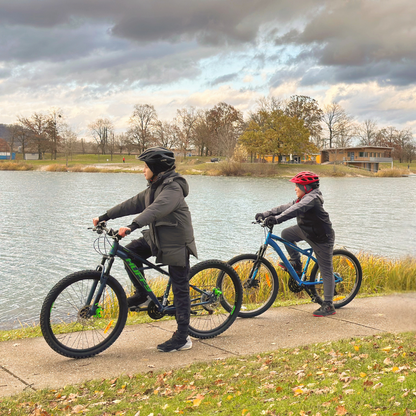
[2,159,414,177]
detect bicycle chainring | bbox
[288,276,304,293]
[147,297,166,320]
[243,279,260,290]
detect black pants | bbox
[125,238,191,335]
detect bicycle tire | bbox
[309,249,362,308]
[40,270,128,358]
[227,254,279,318]
[188,260,243,339]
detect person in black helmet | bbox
[93,147,197,352]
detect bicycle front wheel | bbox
[227,254,279,318]
[309,249,362,308]
[188,260,243,339]
[40,270,128,358]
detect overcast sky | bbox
[1,0,415,137]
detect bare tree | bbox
[174,107,198,158]
[206,102,244,158]
[9,123,31,159]
[18,113,49,159]
[193,110,212,156]
[322,103,353,148]
[88,118,114,154]
[128,104,158,152]
[154,120,179,149]
[60,126,78,166]
[357,119,379,146]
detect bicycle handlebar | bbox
[89,222,130,240]
[252,219,274,230]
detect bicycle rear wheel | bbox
[309,249,362,308]
[188,260,242,339]
[40,270,128,358]
[227,254,279,318]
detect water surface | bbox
[1,171,415,329]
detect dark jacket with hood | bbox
[105,170,197,267]
[263,189,334,244]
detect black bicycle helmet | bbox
[138,146,175,176]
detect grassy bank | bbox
[1,331,415,415]
[2,154,414,177]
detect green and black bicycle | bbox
[40,223,242,358]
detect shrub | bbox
[45,164,68,172]
[0,161,34,171]
[375,168,407,177]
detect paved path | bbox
[1,293,415,397]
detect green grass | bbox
[1,332,415,415]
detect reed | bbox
[267,253,416,306]
[375,167,408,177]
[44,164,68,172]
[0,161,34,171]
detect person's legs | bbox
[280,225,306,271]
[124,238,152,307]
[307,235,336,316]
[157,258,192,352]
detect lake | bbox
[1,171,415,329]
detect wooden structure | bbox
[320,146,393,172]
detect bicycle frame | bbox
[88,233,216,317]
[255,226,343,288]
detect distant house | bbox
[320,146,393,172]
[259,152,320,164]
[0,137,15,160]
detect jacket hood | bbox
[298,188,324,204]
[151,170,189,197]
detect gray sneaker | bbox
[313,301,336,317]
[157,332,192,352]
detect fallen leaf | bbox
[193,394,204,407]
[336,405,347,415]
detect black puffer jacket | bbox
[105,170,197,267]
[263,189,334,244]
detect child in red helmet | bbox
[255,171,336,317]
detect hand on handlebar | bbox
[264,216,277,227]
[117,227,131,238]
[255,213,265,222]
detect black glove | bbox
[265,216,278,227]
[255,213,265,222]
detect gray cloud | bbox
[271,0,416,86]
[210,73,239,86]
[1,0,416,132]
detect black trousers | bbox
[125,238,191,335]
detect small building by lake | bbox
[320,146,393,172]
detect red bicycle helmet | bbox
[290,171,319,185]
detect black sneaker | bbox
[127,291,149,308]
[157,332,192,352]
[313,301,336,317]
[278,259,302,275]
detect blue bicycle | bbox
[228,221,362,318]
[40,223,243,358]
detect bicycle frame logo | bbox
[124,258,151,292]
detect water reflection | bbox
[0,171,415,329]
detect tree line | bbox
[2,95,415,163]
